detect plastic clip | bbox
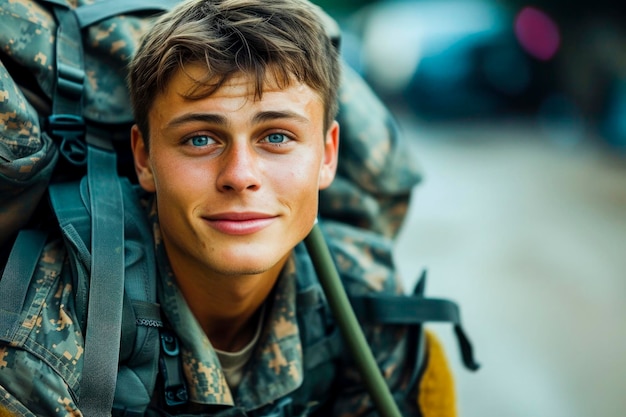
[48,114,87,166]
[159,330,188,408]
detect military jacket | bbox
[0,193,448,416]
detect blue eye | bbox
[190,135,211,146]
[265,133,287,143]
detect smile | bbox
[203,213,277,235]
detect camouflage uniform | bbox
[0,192,452,416]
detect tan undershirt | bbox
[214,305,266,388]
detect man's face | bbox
[131,65,339,280]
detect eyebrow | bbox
[252,110,310,125]
[165,110,310,130]
[165,113,228,129]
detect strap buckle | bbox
[47,114,87,166]
[159,330,189,407]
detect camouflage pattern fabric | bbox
[0,58,57,247]
[321,64,422,239]
[0,0,162,246]
[0,0,156,125]
[0,194,455,416]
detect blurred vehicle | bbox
[343,0,556,120]
[339,0,626,151]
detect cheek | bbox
[151,158,208,209]
[276,155,323,211]
[153,150,207,189]
[277,153,322,190]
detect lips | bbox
[203,212,277,235]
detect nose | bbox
[216,143,261,192]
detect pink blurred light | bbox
[514,6,560,61]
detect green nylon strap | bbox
[304,222,403,417]
[43,0,88,166]
[46,2,84,116]
[0,230,48,342]
[80,144,125,416]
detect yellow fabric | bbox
[0,406,14,417]
[418,330,457,417]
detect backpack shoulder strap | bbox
[50,178,162,416]
[48,162,125,417]
[39,0,175,412]
[39,0,128,413]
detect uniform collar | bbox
[150,201,304,410]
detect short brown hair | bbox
[128,0,340,145]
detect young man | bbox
[0,0,457,415]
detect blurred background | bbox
[313,0,626,416]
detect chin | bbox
[208,253,279,275]
[212,263,274,277]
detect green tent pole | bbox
[304,222,403,417]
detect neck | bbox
[172,255,289,352]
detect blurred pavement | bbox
[393,111,626,417]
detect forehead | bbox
[149,64,326,132]
[153,64,324,115]
[164,63,319,103]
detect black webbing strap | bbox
[0,230,48,342]
[351,294,463,324]
[405,271,427,391]
[79,143,125,416]
[350,292,480,371]
[74,0,175,28]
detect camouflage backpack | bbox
[0,0,478,415]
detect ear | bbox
[131,124,156,192]
[318,120,339,190]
